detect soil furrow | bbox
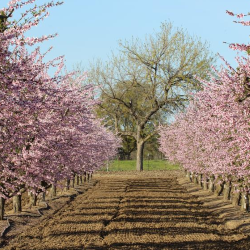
[2,171,250,250]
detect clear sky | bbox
[2,0,250,70]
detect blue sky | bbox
[2,0,250,71]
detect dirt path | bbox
[3,172,250,249]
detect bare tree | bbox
[88,22,215,171]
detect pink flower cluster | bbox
[0,0,121,199]
[226,9,250,51]
[158,55,250,193]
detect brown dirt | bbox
[0,180,98,248]
[2,170,250,249]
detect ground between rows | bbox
[2,170,250,250]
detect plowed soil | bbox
[2,171,250,250]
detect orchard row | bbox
[0,0,120,219]
[159,10,250,210]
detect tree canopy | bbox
[88,22,215,171]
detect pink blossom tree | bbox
[159,9,250,211]
[0,0,120,219]
[159,55,250,209]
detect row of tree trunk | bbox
[0,172,92,220]
[187,172,249,212]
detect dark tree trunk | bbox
[42,192,46,201]
[84,172,87,182]
[13,195,22,213]
[71,177,75,188]
[136,141,145,171]
[223,182,231,201]
[66,179,70,191]
[194,174,198,184]
[0,197,5,220]
[79,176,83,184]
[127,153,131,160]
[215,181,224,196]
[87,173,90,182]
[232,191,240,206]
[41,181,47,201]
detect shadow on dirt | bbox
[2,176,250,250]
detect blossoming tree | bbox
[0,0,120,219]
[159,9,250,211]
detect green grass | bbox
[99,160,179,171]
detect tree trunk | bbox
[42,192,46,202]
[215,181,224,196]
[136,141,145,171]
[209,176,215,192]
[79,176,83,184]
[194,174,198,184]
[75,175,79,186]
[198,174,203,187]
[190,173,194,182]
[29,192,38,206]
[87,173,90,182]
[50,184,56,198]
[66,179,70,191]
[186,171,192,182]
[71,177,75,188]
[13,195,22,213]
[223,182,231,201]
[241,193,249,212]
[41,181,47,201]
[203,178,208,190]
[84,172,87,182]
[127,153,131,160]
[0,197,5,220]
[232,190,240,207]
